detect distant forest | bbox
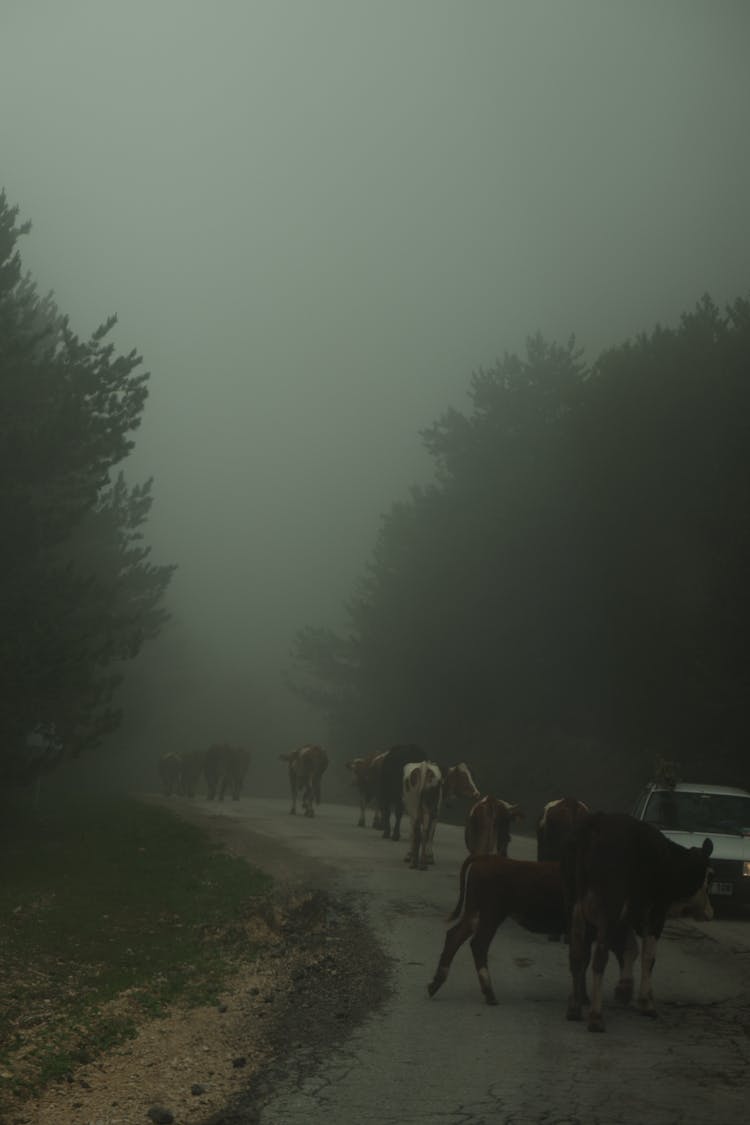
[290,297,750,810]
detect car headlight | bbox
[743,862,750,877]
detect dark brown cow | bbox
[536,796,589,940]
[281,744,329,816]
[204,743,251,801]
[536,796,590,862]
[465,796,524,856]
[565,811,714,1032]
[179,747,207,797]
[427,854,566,1004]
[346,750,385,828]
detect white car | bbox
[632,781,750,907]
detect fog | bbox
[2,1,749,790]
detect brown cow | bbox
[465,796,524,856]
[346,750,385,828]
[281,744,329,816]
[442,762,481,805]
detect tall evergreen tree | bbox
[0,190,174,786]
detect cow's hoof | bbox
[566,1004,583,1022]
[427,980,441,998]
[587,1015,606,1033]
[639,1005,658,1019]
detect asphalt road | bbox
[166,795,750,1125]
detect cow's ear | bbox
[701,837,714,858]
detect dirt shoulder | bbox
[17,801,391,1125]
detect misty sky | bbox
[2,1,749,755]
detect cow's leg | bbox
[380,803,391,839]
[416,813,431,870]
[566,902,591,1022]
[425,814,437,864]
[587,927,609,1032]
[406,818,419,868]
[303,779,315,817]
[613,926,639,1005]
[392,800,403,843]
[357,793,366,827]
[637,934,657,1016]
[427,911,477,998]
[469,907,504,1004]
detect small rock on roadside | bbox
[147,1107,174,1124]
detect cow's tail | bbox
[446,856,474,926]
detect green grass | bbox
[0,794,273,1102]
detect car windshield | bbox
[644,791,750,836]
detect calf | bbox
[427,854,566,1004]
[465,796,524,857]
[280,744,329,816]
[402,760,443,870]
[565,811,714,1032]
[346,750,385,828]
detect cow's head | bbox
[668,838,715,922]
[443,762,481,804]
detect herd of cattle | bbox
[157,741,716,1033]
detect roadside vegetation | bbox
[0,795,273,1110]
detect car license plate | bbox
[709,882,734,896]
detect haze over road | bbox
[162,795,750,1125]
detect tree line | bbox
[0,190,174,788]
[289,297,750,809]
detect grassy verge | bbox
[0,794,273,1107]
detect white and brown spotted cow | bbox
[465,795,524,856]
[402,759,443,870]
[281,744,329,816]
